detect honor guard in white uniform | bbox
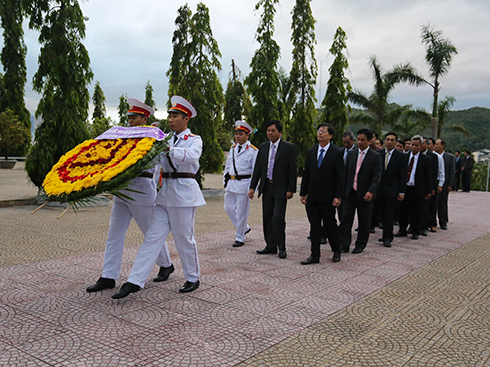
[87,98,169,293]
[112,96,206,299]
[223,121,258,247]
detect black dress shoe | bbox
[332,252,341,262]
[180,280,200,293]
[278,250,287,259]
[341,246,350,253]
[307,234,311,240]
[245,227,251,235]
[112,282,140,299]
[411,234,419,240]
[383,240,392,248]
[153,264,175,282]
[233,240,245,247]
[320,236,327,244]
[393,221,399,226]
[301,256,319,265]
[378,223,384,229]
[370,228,376,234]
[355,227,359,231]
[394,230,407,237]
[257,248,277,255]
[440,224,447,230]
[378,238,384,242]
[352,247,364,254]
[421,229,428,236]
[86,277,115,292]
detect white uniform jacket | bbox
[114,167,157,207]
[156,128,206,208]
[224,141,258,195]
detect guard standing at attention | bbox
[112,96,206,298]
[223,121,258,247]
[86,98,169,293]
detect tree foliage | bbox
[92,81,106,121]
[224,59,251,132]
[0,109,30,159]
[0,0,31,155]
[245,0,281,145]
[23,0,93,188]
[117,94,129,127]
[318,26,351,146]
[420,24,458,138]
[144,80,157,125]
[287,0,317,169]
[167,3,224,178]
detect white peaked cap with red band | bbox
[127,98,155,117]
[168,95,197,118]
[235,120,252,134]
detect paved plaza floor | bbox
[0,165,489,366]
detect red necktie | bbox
[407,156,415,182]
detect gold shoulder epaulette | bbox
[230,143,237,148]
[189,133,198,137]
[250,144,258,151]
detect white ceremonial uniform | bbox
[127,128,205,287]
[223,141,258,242]
[101,167,169,280]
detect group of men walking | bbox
[86,102,468,298]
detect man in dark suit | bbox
[300,124,344,264]
[395,135,432,240]
[454,151,461,191]
[249,120,297,259]
[421,137,440,236]
[339,128,382,254]
[461,151,475,192]
[435,139,455,230]
[376,132,407,248]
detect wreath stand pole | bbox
[31,201,49,215]
[57,204,71,220]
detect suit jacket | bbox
[461,156,475,171]
[424,150,439,190]
[441,152,456,189]
[377,148,408,199]
[408,153,433,198]
[344,148,382,200]
[250,138,297,197]
[300,144,344,203]
[455,156,461,173]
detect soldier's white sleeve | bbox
[169,137,202,166]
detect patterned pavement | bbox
[0,166,489,366]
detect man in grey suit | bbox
[435,139,455,230]
[249,120,297,259]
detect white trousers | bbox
[101,200,168,280]
[224,191,250,242]
[127,205,200,288]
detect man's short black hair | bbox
[317,123,335,135]
[385,132,398,140]
[357,128,373,141]
[267,120,283,132]
[397,139,405,147]
[343,130,355,140]
[438,139,446,147]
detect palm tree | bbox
[390,108,430,139]
[436,96,469,138]
[421,24,458,139]
[348,56,425,135]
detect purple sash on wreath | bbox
[95,126,168,141]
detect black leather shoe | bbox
[394,230,407,237]
[233,240,245,247]
[179,280,200,293]
[355,227,359,231]
[301,256,319,265]
[378,238,384,242]
[278,250,287,259]
[352,247,364,254]
[111,282,140,299]
[341,246,349,253]
[370,228,376,234]
[153,264,175,282]
[332,252,341,262]
[393,221,399,226]
[383,240,392,248]
[421,229,428,236]
[440,224,447,230]
[320,237,327,244]
[257,248,277,255]
[307,234,311,240]
[411,234,419,240]
[245,227,251,235]
[86,277,115,292]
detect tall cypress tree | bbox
[0,0,31,155]
[23,0,93,188]
[167,3,224,177]
[288,0,318,168]
[92,81,106,120]
[224,59,251,132]
[318,27,351,146]
[117,94,129,127]
[245,0,281,145]
[144,80,157,125]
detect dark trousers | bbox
[462,171,472,192]
[399,186,425,236]
[421,194,431,229]
[378,196,398,241]
[428,192,440,228]
[339,189,374,250]
[437,189,449,226]
[454,171,461,191]
[306,200,341,258]
[261,182,287,251]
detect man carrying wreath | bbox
[86,99,169,293]
[112,96,205,298]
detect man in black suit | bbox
[300,124,344,264]
[249,120,297,259]
[461,151,475,192]
[337,131,356,222]
[395,135,432,240]
[339,128,382,254]
[435,139,455,230]
[454,151,461,191]
[421,137,441,236]
[376,132,407,248]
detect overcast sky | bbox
[6,0,490,121]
